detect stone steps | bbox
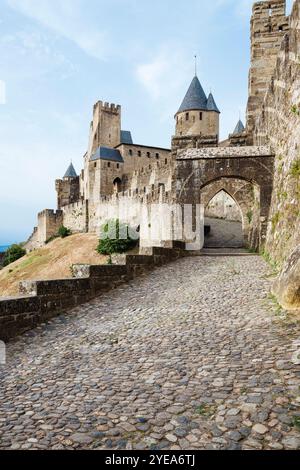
[189,248,258,257]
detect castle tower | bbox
[56,162,80,209]
[88,101,121,156]
[246,0,289,135]
[174,75,220,147]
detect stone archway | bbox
[199,177,259,248]
[204,190,244,248]
[174,146,274,251]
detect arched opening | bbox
[204,190,244,248]
[113,177,122,193]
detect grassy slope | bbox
[0,233,107,298]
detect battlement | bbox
[93,100,121,115]
[38,209,63,219]
[252,0,286,15]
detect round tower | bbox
[175,76,220,141]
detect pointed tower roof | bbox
[232,119,245,135]
[64,162,77,178]
[177,76,208,114]
[207,92,220,113]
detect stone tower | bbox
[246,0,289,135]
[55,162,80,209]
[173,75,220,151]
[88,101,121,156]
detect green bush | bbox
[290,159,300,177]
[3,244,26,267]
[97,219,138,255]
[58,225,72,238]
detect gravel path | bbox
[0,255,299,450]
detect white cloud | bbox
[136,46,193,120]
[6,0,109,60]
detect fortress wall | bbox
[37,210,63,244]
[247,0,289,134]
[62,200,87,233]
[254,0,300,265]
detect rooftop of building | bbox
[63,162,77,178]
[177,76,220,115]
[91,146,124,163]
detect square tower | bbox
[247,0,289,135]
[88,101,121,156]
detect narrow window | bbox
[117,163,119,169]
[138,150,141,157]
[200,112,203,121]
[147,152,150,158]
[279,25,283,31]
[165,158,168,165]
[186,112,189,121]
[156,153,159,159]
[108,162,111,168]
[94,162,97,168]
[129,149,133,156]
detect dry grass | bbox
[0,233,107,298]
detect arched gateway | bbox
[172,75,275,252]
[174,146,274,251]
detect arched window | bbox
[113,177,122,193]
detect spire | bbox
[194,55,197,77]
[232,119,245,135]
[177,76,208,114]
[207,92,220,113]
[64,162,77,178]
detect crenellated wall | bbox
[247,0,289,135]
[253,0,300,266]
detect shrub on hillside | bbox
[97,219,138,255]
[58,225,72,238]
[3,244,26,267]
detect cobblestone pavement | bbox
[204,217,244,248]
[0,256,300,450]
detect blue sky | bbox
[0,0,294,244]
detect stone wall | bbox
[247,0,289,134]
[56,176,80,209]
[175,110,219,140]
[37,210,63,244]
[62,201,87,233]
[0,246,185,341]
[254,0,300,266]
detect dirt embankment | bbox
[0,233,107,298]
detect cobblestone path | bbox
[0,256,300,450]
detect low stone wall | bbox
[0,245,185,341]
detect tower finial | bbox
[194,55,197,76]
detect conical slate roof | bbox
[178,76,208,113]
[64,162,77,178]
[207,92,220,113]
[233,119,245,135]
